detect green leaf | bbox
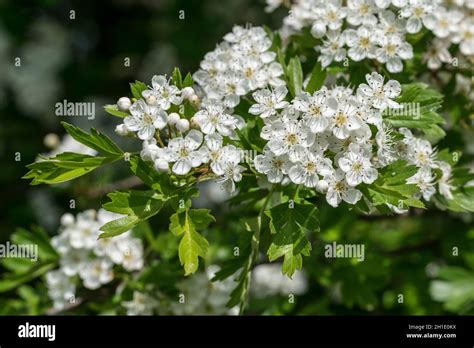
[0,262,56,293]
[100,190,166,238]
[385,83,445,141]
[306,62,326,94]
[128,155,166,191]
[363,160,426,210]
[172,67,183,88]
[23,153,118,185]
[265,202,318,277]
[183,73,194,88]
[430,266,474,313]
[103,104,129,118]
[436,187,474,213]
[212,217,258,309]
[11,227,58,263]
[61,122,123,157]
[169,209,214,275]
[130,80,147,100]
[287,57,303,97]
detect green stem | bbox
[239,187,273,315]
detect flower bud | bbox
[154,160,169,172]
[168,112,180,126]
[181,87,196,100]
[60,213,75,226]
[117,97,132,111]
[43,133,60,149]
[189,94,200,106]
[190,116,199,128]
[115,124,130,136]
[176,118,190,132]
[145,95,157,106]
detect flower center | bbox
[179,147,189,157]
[286,133,298,145]
[386,43,397,56]
[305,162,317,173]
[335,112,348,126]
[352,162,363,172]
[359,37,370,49]
[309,105,321,116]
[414,7,424,18]
[143,113,154,125]
[335,181,345,192]
[272,158,283,169]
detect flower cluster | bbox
[271,0,473,72]
[116,74,247,192]
[46,209,144,310]
[120,266,238,315]
[193,25,285,107]
[251,72,453,208]
[167,266,238,315]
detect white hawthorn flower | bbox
[79,259,114,290]
[311,2,347,38]
[375,10,407,41]
[288,151,333,189]
[122,291,157,316]
[267,120,315,162]
[451,18,474,56]
[293,88,337,133]
[329,99,362,139]
[423,7,464,39]
[59,249,89,277]
[254,150,292,184]
[215,153,245,193]
[46,270,76,310]
[124,99,168,140]
[142,75,182,110]
[116,238,144,272]
[407,167,436,201]
[437,161,454,200]
[163,130,204,175]
[194,102,237,136]
[66,210,100,250]
[346,0,378,26]
[220,72,249,108]
[345,25,377,61]
[262,62,286,87]
[325,169,363,207]
[422,39,452,70]
[375,35,413,73]
[399,0,436,34]
[319,30,347,68]
[249,86,289,119]
[202,133,241,176]
[375,124,397,167]
[338,146,378,186]
[357,72,401,110]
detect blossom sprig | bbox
[46,209,144,310]
[272,0,473,73]
[250,71,455,208]
[114,74,246,193]
[193,25,286,107]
